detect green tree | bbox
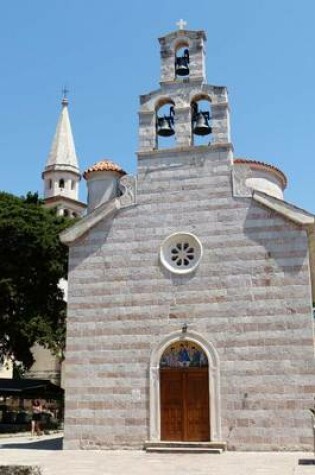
[0,192,72,370]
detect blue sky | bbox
[0,0,314,211]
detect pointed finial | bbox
[176,19,187,30]
[61,86,69,106]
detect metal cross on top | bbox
[61,86,69,106]
[176,19,187,30]
[62,86,69,100]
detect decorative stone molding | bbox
[149,330,222,442]
[232,164,253,197]
[119,175,137,208]
[159,232,203,274]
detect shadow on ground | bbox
[0,436,63,450]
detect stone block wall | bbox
[138,84,230,152]
[64,146,315,450]
[159,30,206,84]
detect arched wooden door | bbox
[160,341,210,442]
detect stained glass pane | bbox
[160,341,208,368]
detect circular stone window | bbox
[159,233,203,275]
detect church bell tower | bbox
[42,93,86,217]
[138,22,231,154]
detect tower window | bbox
[71,180,75,190]
[59,179,65,189]
[47,179,52,190]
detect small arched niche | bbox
[155,98,175,149]
[191,94,212,146]
[174,41,190,79]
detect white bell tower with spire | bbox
[42,91,86,217]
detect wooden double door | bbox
[160,368,210,441]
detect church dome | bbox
[83,160,126,179]
[234,158,287,199]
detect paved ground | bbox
[0,434,314,475]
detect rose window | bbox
[171,242,195,267]
[159,233,203,274]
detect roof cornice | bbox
[44,195,86,209]
[60,197,120,245]
[252,191,314,226]
[59,175,137,245]
[253,191,315,303]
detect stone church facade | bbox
[61,27,315,450]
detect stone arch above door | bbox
[149,330,222,442]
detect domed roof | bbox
[83,160,126,179]
[234,158,287,189]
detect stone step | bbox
[145,446,223,454]
[144,441,227,454]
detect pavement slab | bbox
[0,434,314,475]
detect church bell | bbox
[156,106,175,137]
[192,104,212,136]
[175,49,190,77]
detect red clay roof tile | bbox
[83,160,126,179]
[234,158,287,189]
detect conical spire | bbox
[44,95,80,174]
[42,94,86,217]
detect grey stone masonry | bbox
[63,27,315,452]
[138,29,230,153]
[159,30,207,83]
[64,143,315,450]
[139,83,230,152]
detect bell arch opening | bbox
[174,41,190,79]
[191,95,212,146]
[149,330,221,443]
[155,99,175,149]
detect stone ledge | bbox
[137,142,233,158]
[59,198,120,245]
[252,191,315,225]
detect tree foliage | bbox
[0,192,72,369]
